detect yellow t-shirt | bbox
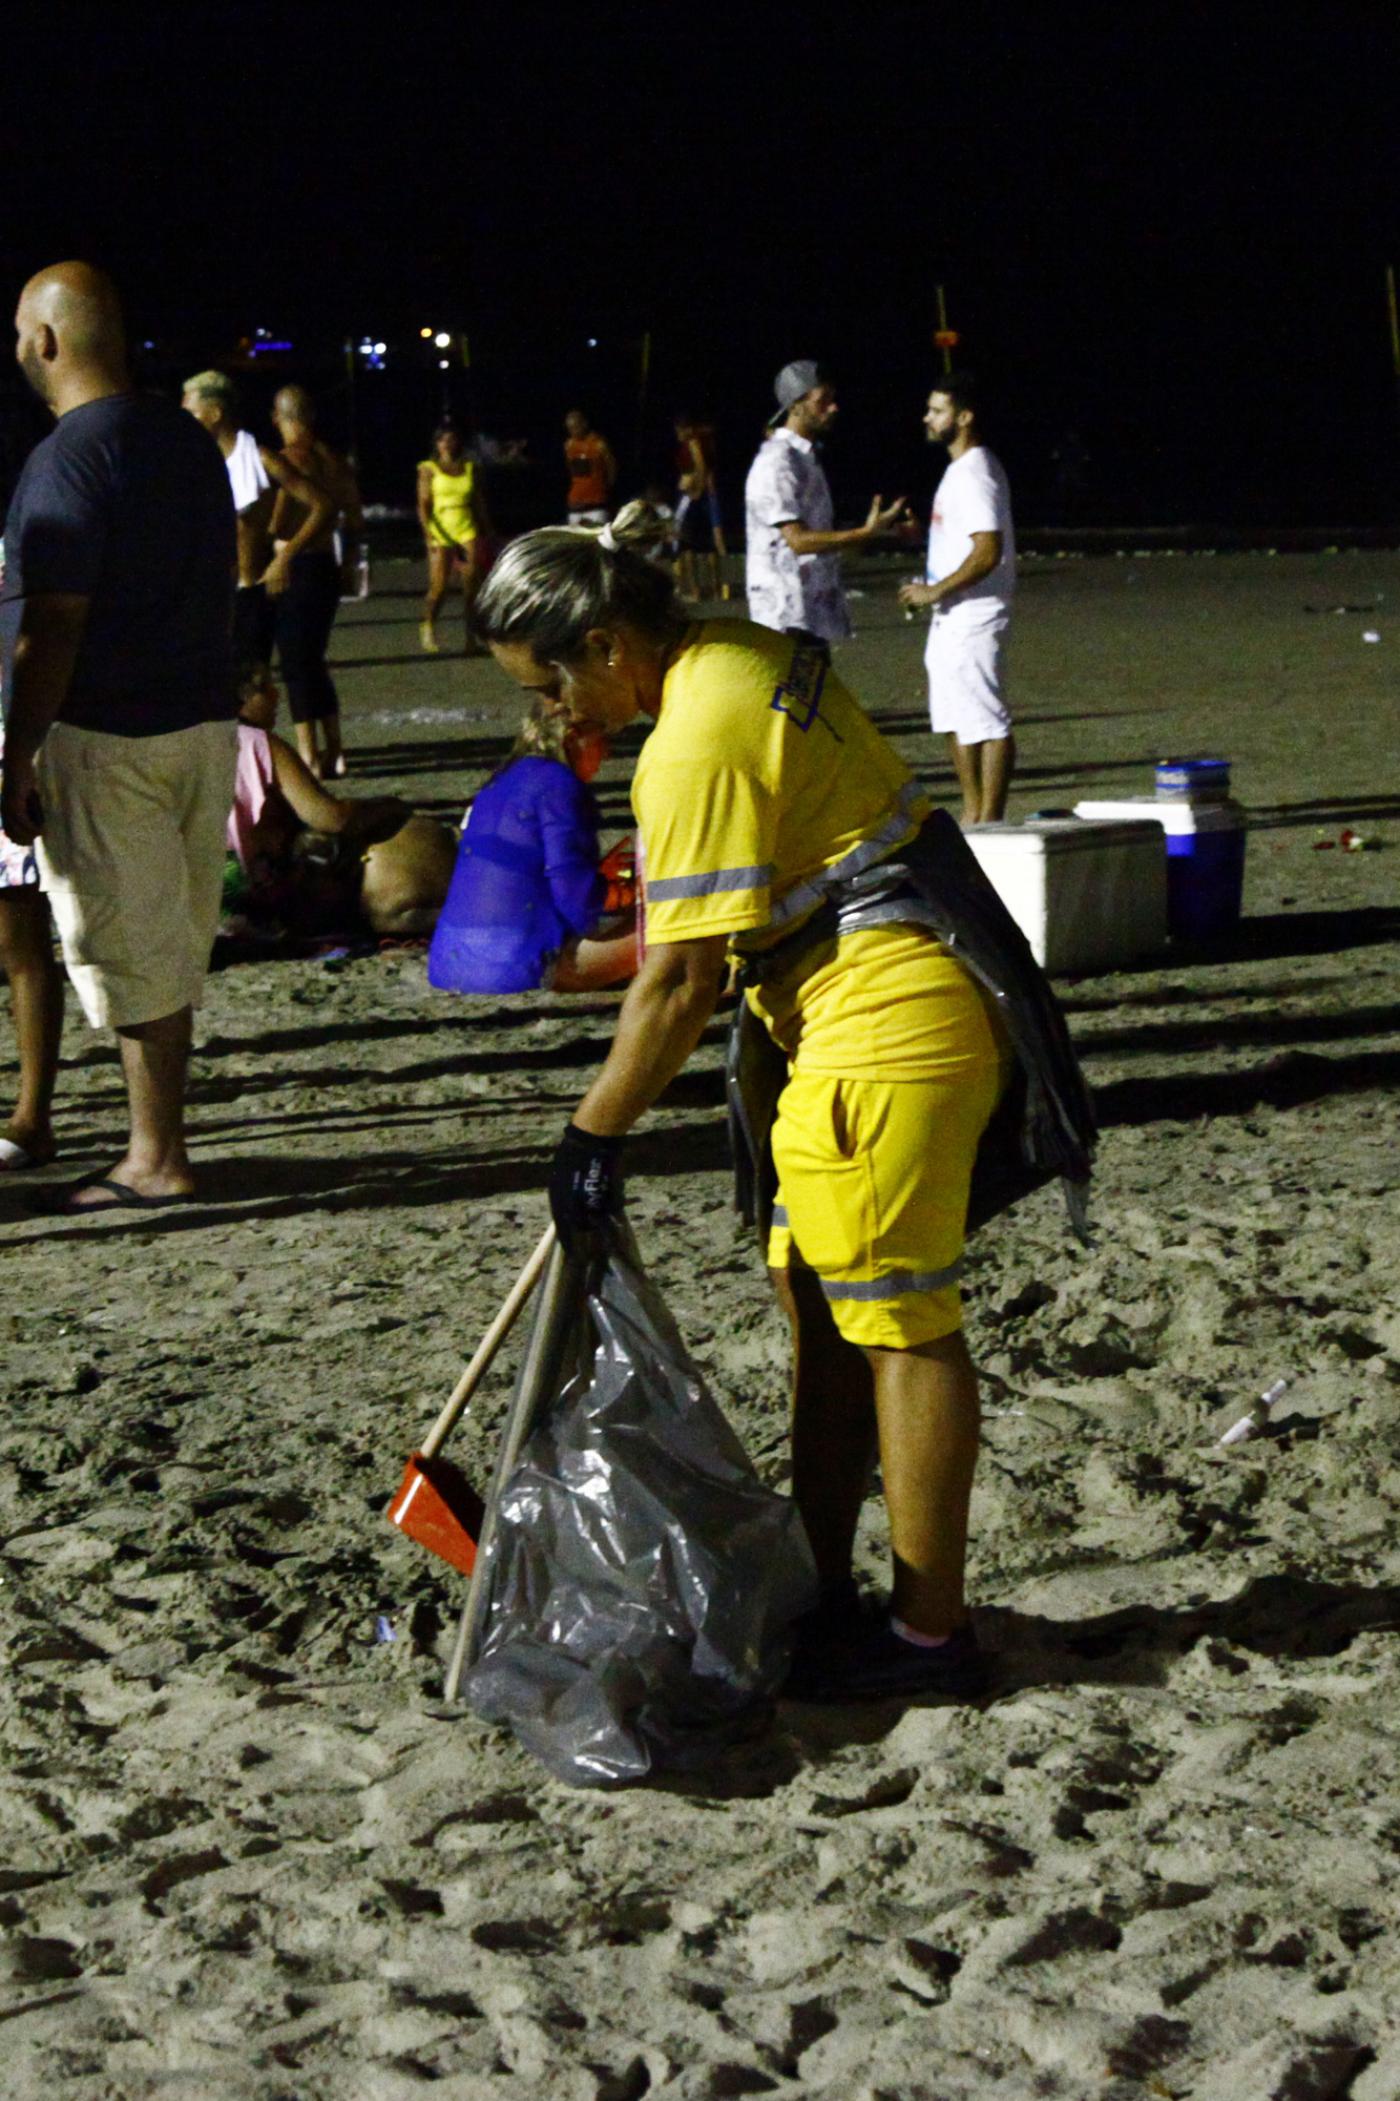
[633,621,977,1077]
[419,457,477,546]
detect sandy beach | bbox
[2,549,1398,2099]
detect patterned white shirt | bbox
[744,428,851,642]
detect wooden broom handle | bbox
[419,1224,556,1459]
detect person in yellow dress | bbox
[472,525,1093,1703]
[416,423,493,655]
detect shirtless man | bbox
[181,371,333,726]
[268,385,364,777]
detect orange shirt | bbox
[565,433,611,511]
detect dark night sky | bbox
[5,3,1400,522]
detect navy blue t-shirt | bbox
[0,392,237,736]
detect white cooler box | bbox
[963,818,1168,975]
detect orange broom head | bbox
[386,1452,486,1576]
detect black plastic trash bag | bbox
[465,1235,816,1786]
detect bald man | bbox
[0,262,238,1212]
[267,385,364,779]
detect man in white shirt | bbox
[900,374,1016,823]
[745,360,906,645]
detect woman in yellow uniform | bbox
[416,423,492,654]
[473,527,1091,1703]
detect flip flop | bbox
[0,1138,51,1173]
[32,1176,197,1217]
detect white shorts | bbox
[924,611,1012,743]
[36,718,238,1029]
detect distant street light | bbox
[434,331,451,348]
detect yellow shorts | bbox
[426,525,478,553]
[766,1007,1007,1350]
[36,718,237,1029]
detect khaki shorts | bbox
[36,718,238,1029]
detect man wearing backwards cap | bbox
[744,360,907,646]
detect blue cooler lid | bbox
[1156,756,1231,801]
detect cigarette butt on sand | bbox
[1217,1377,1290,1447]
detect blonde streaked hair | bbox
[183,368,237,408]
[508,695,573,766]
[475,501,680,661]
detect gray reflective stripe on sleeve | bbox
[770,1203,789,1229]
[767,780,927,930]
[819,1259,964,1303]
[645,861,774,903]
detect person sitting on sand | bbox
[428,692,638,996]
[226,719,455,941]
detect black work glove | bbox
[548,1123,625,1255]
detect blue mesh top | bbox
[428,755,606,993]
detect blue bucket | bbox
[1156,756,1231,802]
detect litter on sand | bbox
[1218,1376,1290,1447]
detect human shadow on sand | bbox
[1205,905,1400,962]
[177,1029,722,1104]
[653,1570,1400,1801]
[331,653,455,673]
[0,1146,547,1244]
[1248,793,1400,832]
[343,735,512,777]
[57,1022,732,1129]
[170,1082,728,1151]
[1060,971,1375,1014]
[198,1000,630,1059]
[0,1119,733,1248]
[1077,999,1400,1058]
[1094,1045,1400,1125]
[871,706,1142,736]
[982,1569,1400,1693]
[63,1037,625,1118]
[1047,906,1399,984]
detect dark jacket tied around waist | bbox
[726,808,1098,1248]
